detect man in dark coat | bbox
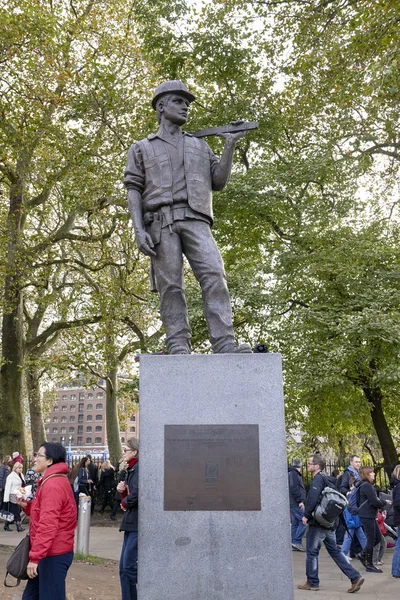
[298,454,364,594]
[339,455,361,495]
[288,458,306,551]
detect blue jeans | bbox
[120,531,138,600]
[290,505,306,545]
[341,527,367,557]
[22,552,73,600]
[306,525,361,588]
[392,537,400,577]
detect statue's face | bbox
[161,93,190,125]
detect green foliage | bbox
[0,0,399,462]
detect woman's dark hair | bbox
[41,442,66,465]
[359,466,374,481]
[78,456,90,469]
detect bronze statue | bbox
[124,80,252,355]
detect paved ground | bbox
[0,526,398,598]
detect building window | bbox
[45,427,49,434]
[54,405,59,412]
[79,393,85,399]
[60,427,66,434]
[56,397,61,402]
[130,426,136,433]
[78,426,83,434]
[62,395,68,401]
[52,428,58,434]
[78,414,83,423]
[70,394,76,401]
[53,417,58,423]
[87,403,93,410]
[86,437,92,444]
[52,438,57,443]
[45,417,51,423]
[96,403,103,410]
[79,403,84,412]
[95,426,102,432]
[121,437,125,443]
[95,414,102,421]
[70,405,76,412]
[95,437,101,444]
[97,392,103,398]
[70,416,75,422]
[69,427,74,433]
[130,415,136,421]
[61,416,66,423]
[88,393,93,399]
[86,426,92,433]
[62,406,67,412]
[70,437,74,444]
[77,437,83,445]
[87,415,92,421]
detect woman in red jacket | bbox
[17,442,77,600]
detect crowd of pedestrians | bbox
[289,453,400,593]
[0,442,138,600]
[1,444,398,599]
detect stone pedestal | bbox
[138,354,294,600]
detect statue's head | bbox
[152,80,195,124]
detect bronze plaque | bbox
[164,424,261,511]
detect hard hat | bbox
[152,80,196,109]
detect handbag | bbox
[4,534,30,587]
[0,509,15,523]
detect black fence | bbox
[294,461,392,492]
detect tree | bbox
[0,0,158,455]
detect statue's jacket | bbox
[124,132,220,224]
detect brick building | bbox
[45,381,139,451]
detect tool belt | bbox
[143,211,161,226]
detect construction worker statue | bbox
[124,80,251,355]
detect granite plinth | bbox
[138,353,294,600]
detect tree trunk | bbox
[26,364,46,451]
[106,367,122,460]
[0,181,26,456]
[363,384,398,470]
[337,439,346,465]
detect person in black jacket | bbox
[339,455,361,495]
[110,461,127,521]
[98,460,116,514]
[298,454,364,594]
[288,459,306,551]
[0,455,11,508]
[117,438,139,600]
[391,464,400,577]
[77,456,93,495]
[357,466,392,573]
[87,455,99,515]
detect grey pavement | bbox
[0,527,398,598]
[0,525,122,561]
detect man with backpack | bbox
[298,454,365,593]
[339,455,361,495]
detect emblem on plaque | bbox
[205,461,219,485]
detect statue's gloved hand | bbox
[136,230,156,257]
[218,130,246,143]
